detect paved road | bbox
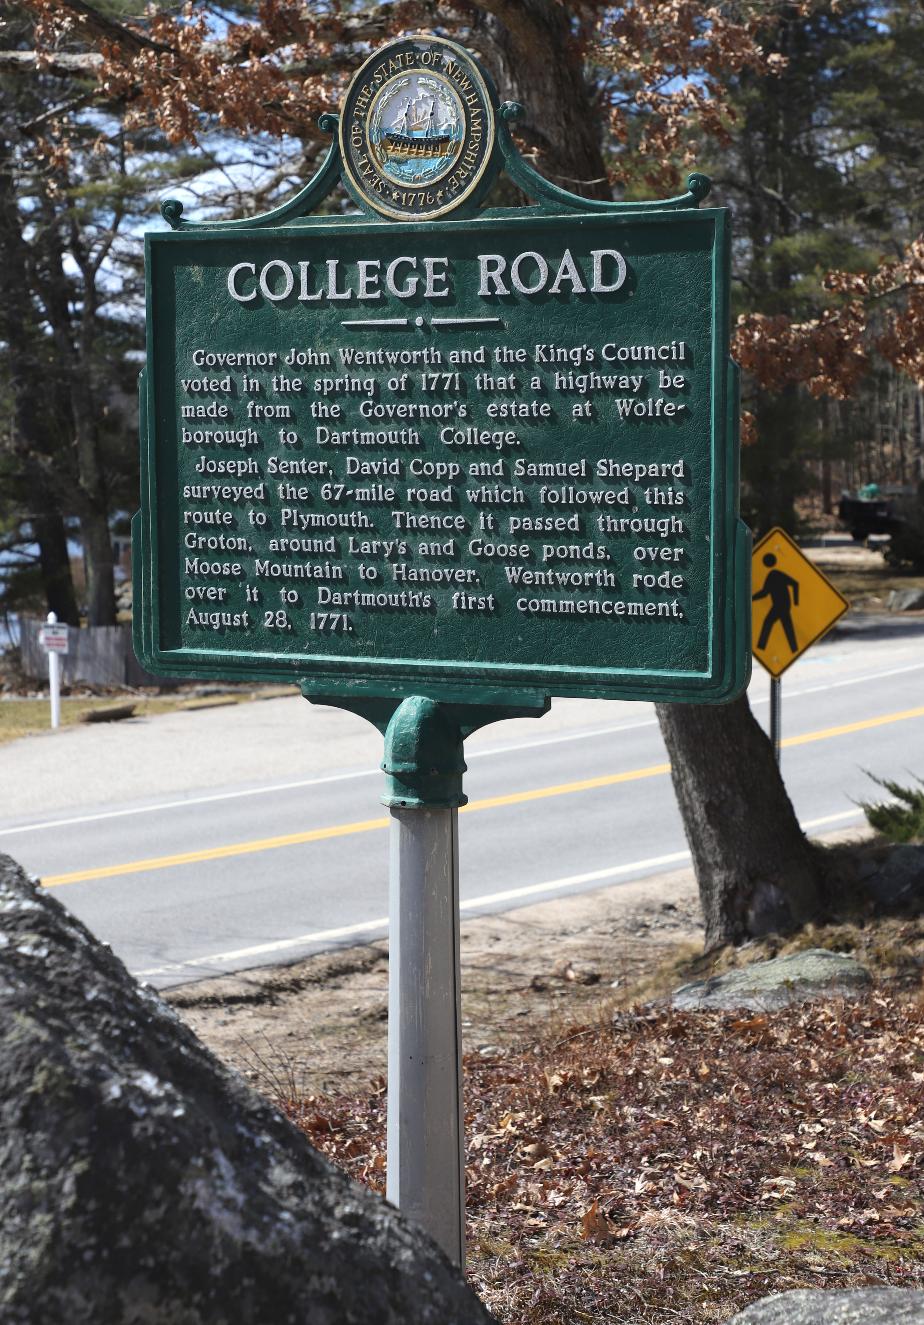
[1,615,922,988]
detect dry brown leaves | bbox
[733,303,870,401]
[732,236,924,407]
[23,0,788,175]
[25,0,366,143]
[595,0,781,189]
[282,991,924,1323]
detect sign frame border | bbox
[136,106,751,708]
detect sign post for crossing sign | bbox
[134,33,751,1269]
[751,526,849,763]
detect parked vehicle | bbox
[837,483,913,541]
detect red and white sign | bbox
[39,624,70,654]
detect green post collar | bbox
[302,687,550,810]
[382,696,467,809]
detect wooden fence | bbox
[19,618,178,687]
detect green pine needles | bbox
[861,773,924,844]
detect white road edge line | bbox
[132,807,864,981]
[3,660,922,838]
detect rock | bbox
[864,843,924,912]
[0,854,496,1325]
[727,1288,924,1323]
[672,948,871,1011]
[888,587,924,611]
[555,960,600,985]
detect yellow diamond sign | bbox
[751,527,849,678]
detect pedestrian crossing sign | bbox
[751,527,849,677]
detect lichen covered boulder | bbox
[727,1288,924,1323]
[0,854,496,1325]
[672,947,871,1011]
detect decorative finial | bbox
[318,112,338,135]
[686,173,711,203]
[500,102,524,122]
[160,198,184,229]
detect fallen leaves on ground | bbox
[280,990,924,1324]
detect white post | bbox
[46,612,61,730]
[386,805,465,1267]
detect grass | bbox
[809,559,924,609]
[0,686,296,747]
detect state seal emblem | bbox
[339,36,497,221]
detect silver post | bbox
[770,676,781,764]
[47,611,61,731]
[386,805,465,1267]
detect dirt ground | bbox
[167,864,706,1098]
[165,822,924,1325]
[805,536,924,610]
[167,825,879,1097]
[162,816,906,1107]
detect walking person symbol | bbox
[753,553,799,654]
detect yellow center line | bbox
[40,703,924,889]
[42,816,390,887]
[779,705,924,748]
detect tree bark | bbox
[34,187,117,626]
[29,484,80,626]
[657,697,821,948]
[468,0,612,200]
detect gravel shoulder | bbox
[0,691,639,821]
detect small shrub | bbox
[861,772,924,843]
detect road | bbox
[1,615,922,989]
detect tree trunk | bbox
[479,0,825,950]
[79,505,116,626]
[471,0,612,200]
[657,697,821,948]
[34,188,117,626]
[0,133,80,623]
[30,485,80,625]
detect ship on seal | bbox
[370,82,464,183]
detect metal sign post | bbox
[770,676,782,765]
[380,697,471,1265]
[38,611,69,730]
[387,802,464,1263]
[134,34,751,1266]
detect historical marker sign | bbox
[134,34,752,1268]
[751,527,849,678]
[135,36,748,707]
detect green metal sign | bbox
[135,38,749,709]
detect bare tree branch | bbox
[45,0,170,56]
[0,51,103,76]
